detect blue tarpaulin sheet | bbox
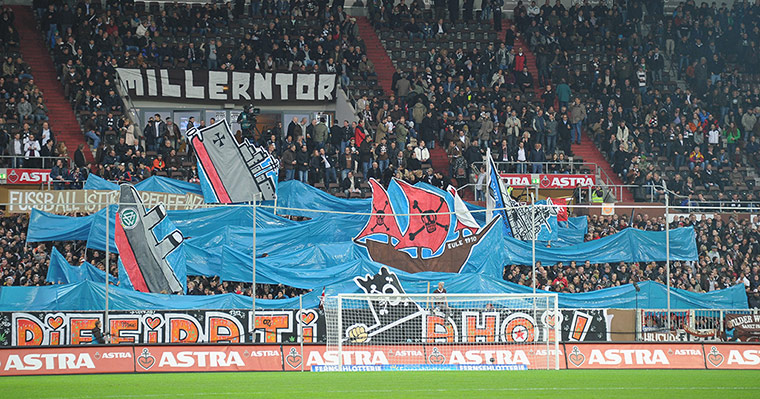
[83,174,203,195]
[0,280,324,311]
[45,247,117,285]
[0,278,745,311]
[16,175,726,310]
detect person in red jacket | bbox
[354,120,366,147]
[152,153,166,173]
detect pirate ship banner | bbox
[187,120,279,203]
[15,173,712,313]
[353,179,501,274]
[116,68,338,104]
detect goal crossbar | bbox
[325,292,560,370]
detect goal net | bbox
[323,293,560,371]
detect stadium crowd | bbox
[0,0,758,308]
[27,0,760,206]
[0,6,64,170]
[363,0,760,207]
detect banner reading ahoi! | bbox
[116,68,338,104]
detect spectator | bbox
[281,144,297,181]
[341,171,361,198]
[151,153,165,172]
[23,133,41,168]
[83,113,101,149]
[529,142,546,173]
[296,144,310,183]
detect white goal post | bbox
[324,293,560,370]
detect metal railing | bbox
[473,160,599,175]
[114,70,141,129]
[0,155,73,170]
[472,159,625,199]
[639,308,760,341]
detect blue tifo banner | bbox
[84,173,203,196]
[0,277,746,311]
[46,247,117,285]
[16,175,744,311]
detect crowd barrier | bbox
[0,342,758,376]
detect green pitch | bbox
[1,370,759,398]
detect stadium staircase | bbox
[499,21,632,201]
[571,143,633,202]
[357,17,454,189]
[12,6,93,163]
[501,20,541,98]
[356,17,394,95]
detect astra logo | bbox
[2,353,95,371]
[587,349,669,365]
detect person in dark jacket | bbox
[558,113,573,156]
[74,144,87,168]
[281,144,297,180]
[529,142,547,173]
[359,136,373,177]
[91,320,106,344]
[341,171,361,198]
[308,149,322,185]
[420,111,439,149]
[296,144,310,183]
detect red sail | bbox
[355,178,403,242]
[395,179,451,252]
[552,197,569,222]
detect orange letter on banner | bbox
[70,318,98,344]
[110,318,139,344]
[465,315,497,343]
[15,318,43,346]
[426,315,455,343]
[571,315,590,341]
[169,318,200,343]
[208,316,241,343]
[302,326,314,343]
[254,315,290,342]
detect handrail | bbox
[114,70,141,129]
[0,155,73,170]
[472,160,601,175]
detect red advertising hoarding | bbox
[4,169,51,184]
[498,174,595,189]
[132,345,282,372]
[281,344,565,370]
[0,346,134,376]
[704,344,760,369]
[564,343,705,369]
[2,343,760,375]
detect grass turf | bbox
[1,370,759,398]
